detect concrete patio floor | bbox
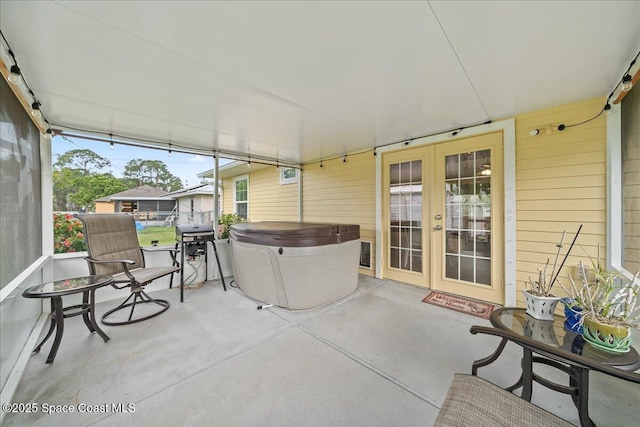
[3,276,639,426]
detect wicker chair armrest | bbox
[84,257,137,282]
[85,257,136,265]
[141,245,180,266]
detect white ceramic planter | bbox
[523,290,562,321]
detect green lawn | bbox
[137,226,177,247]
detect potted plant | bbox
[578,266,639,353]
[213,213,247,279]
[217,213,245,240]
[523,227,582,320]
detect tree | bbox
[122,159,183,191]
[53,168,83,211]
[70,174,128,209]
[54,149,111,175]
[53,149,126,211]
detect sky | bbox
[52,135,224,188]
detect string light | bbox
[168,143,172,157]
[8,64,21,84]
[44,128,52,140]
[320,160,323,168]
[343,155,347,163]
[31,101,42,118]
[622,74,633,92]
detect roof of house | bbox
[94,185,172,202]
[165,183,216,198]
[198,161,270,180]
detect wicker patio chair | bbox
[434,373,574,426]
[78,214,180,325]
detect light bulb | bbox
[604,103,611,116]
[529,129,540,136]
[44,128,52,140]
[31,101,42,118]
[8,65,21,84]
[110,142,114,150]
[622,74,633,92]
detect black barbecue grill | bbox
[175,224,226,301]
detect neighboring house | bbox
[94,184,176,223]
[165,183,220,225]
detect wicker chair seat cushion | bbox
[434,374,574,427]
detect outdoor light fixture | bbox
[31,101,42,118]
[622,74,633,92]
[8,64,21,84]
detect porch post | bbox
[213,153,220,240]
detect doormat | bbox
[422,292,494,320]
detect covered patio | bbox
[3,277,639,426]
[1,2,640,426]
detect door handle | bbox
[433,225,442,231]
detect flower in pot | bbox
[523,227,582,321]
[216,213,246,240]
[578,268,639,353]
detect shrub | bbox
[53,213,86,253]
[217,213,246,240]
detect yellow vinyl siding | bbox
[248,167,298,222]
[222,180,234,215]
[515,97,607,308]
[302,152,376,276]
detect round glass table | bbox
[22,275,113,364]
[472,307,640,427]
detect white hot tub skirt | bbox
[231,239,360,310]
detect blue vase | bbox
[563,300,584,334]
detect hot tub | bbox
[230,222,360,309]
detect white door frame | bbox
[375,119,516,306]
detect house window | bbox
[280,167,299,185]
[360,241,372,269]
[234,175,249,219]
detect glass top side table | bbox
[22,275,113,364]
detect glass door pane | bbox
[443,150,491,285]
[389,160,422,272]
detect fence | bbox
[130,211,216,227]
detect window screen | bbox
[621,82,640,274]
[0,77,42,289]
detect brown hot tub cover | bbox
[230,222,360,247]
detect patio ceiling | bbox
[1,1,638,164]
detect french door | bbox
[382,132,504,304]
